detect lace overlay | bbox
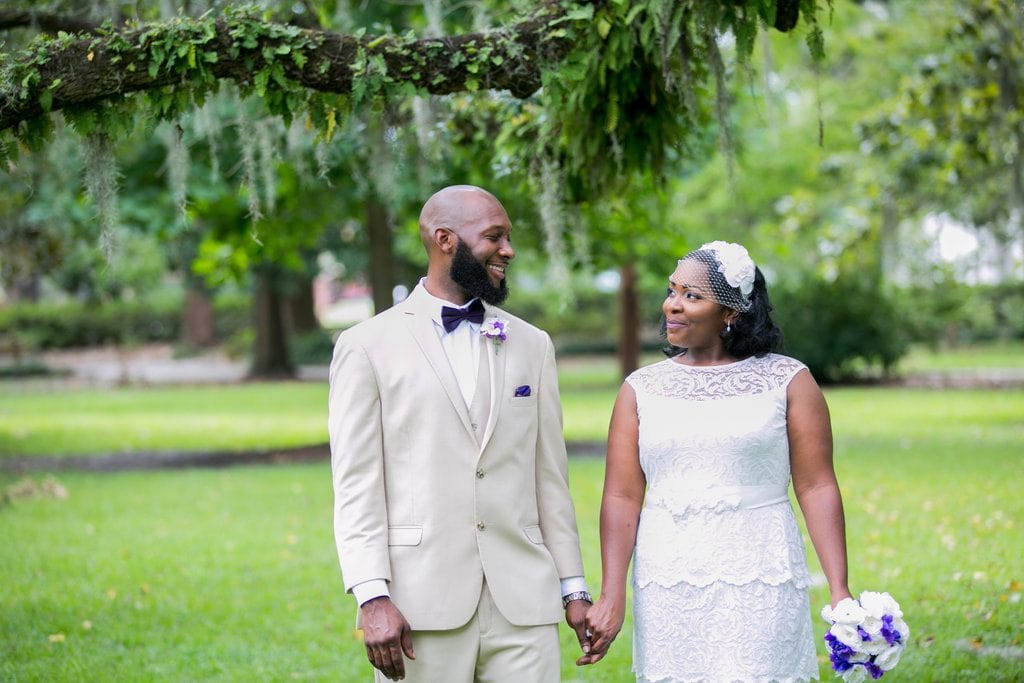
[626,354,819,682]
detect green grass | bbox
[0,382,329,457]
[897,340,1024,372]
[0,357,644,457]
[2,386,1023,681]
[4,345,1021,458]
[1,350,1022,677]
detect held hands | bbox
[360,597,415,681]
[565,598,592,659]
[576,596,625,666]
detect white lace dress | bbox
[626,354,819,683]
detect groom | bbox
[328,185,591,681]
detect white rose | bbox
[861,615,883,636]
[861,636,889,656]
[875,644,904,671]
[893,617,910,641]
[860,590,902,619]
[848,652,871,664]
[820,604,833,623]
[841,665,869,683]
[830,624,864,650]
[831,597,867,625]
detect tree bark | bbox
[366,199,395,315]
[283,272,319,333]
[617,261,640,379]
[182,286,217,347]
[251,263,295,378]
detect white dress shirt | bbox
[352,281,586,606]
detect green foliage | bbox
[900,280,1024,345]
[858,0,1024,231]
[540,0,832,198]
[505,284,667,355]
[771,272,910,382]
[286,328,336,365]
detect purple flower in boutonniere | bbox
[480,317,509,353]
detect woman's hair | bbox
[662,264,784,359]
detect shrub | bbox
[0,295,182,350]
[771,274,910,383]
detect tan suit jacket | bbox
[328,284,585,630]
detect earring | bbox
[725,323,732,334]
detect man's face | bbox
[448,197,515,305]
[450,241,509,305]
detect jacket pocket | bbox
[387,525,423,546]
[508,395,538,407]
[523,525,544,544]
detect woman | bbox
[580,242,851,681]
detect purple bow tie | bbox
[441,299,485,333]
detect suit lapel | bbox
[478,306,506,453]
[402,290,476,439]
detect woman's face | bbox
[663,259,736,352]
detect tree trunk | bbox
[182,286,217,347]
[283,272,319,333]
[250,264,294,378]
[367,199,396,315]
[617,261,640,379]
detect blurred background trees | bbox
[1,0,1021,382]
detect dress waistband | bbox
[645,483,789,513]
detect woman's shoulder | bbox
[624,358,677,390]
[746,353,809,385]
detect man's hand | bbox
[564,598,592,659]
[360,597,415,681]
[576,597,624,666]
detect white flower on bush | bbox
[700,240,755,298]
[875,645,903,672]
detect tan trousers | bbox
[374,581,560,683]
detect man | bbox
[328,185,591,682]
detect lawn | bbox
[3,346,1021,458]
[2,383,1023,680]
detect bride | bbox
[580,242,851,682]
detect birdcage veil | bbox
[676,241,756,312]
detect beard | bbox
[450,241,508,305]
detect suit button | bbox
[476,469,485,479]
[471,423,478,430]
[477,522,485,530]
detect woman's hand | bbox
[576,596,625,666]
[829,586,853,607]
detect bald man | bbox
[328,186,591,681]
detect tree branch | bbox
[0,10,102,34]
[0,10,569,132]
[0,1,813,134]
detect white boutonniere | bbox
[480,317,509,353]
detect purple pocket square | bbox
[514,385,532,397]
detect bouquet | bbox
[821,591,909,681]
